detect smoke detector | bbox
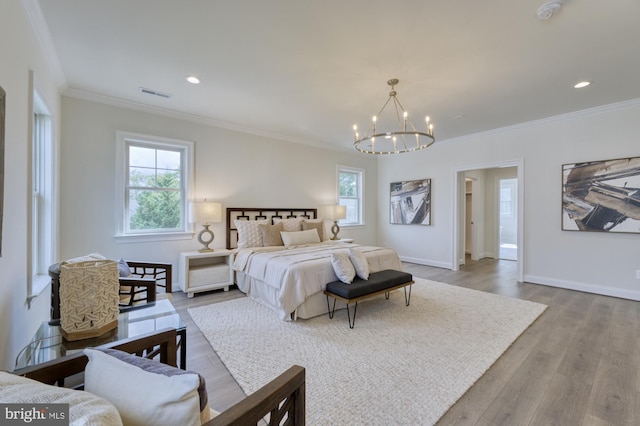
[537,1,563,20]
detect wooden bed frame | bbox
[226,207,318,250]
[14,328,306,426]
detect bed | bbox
[226,208,403,320]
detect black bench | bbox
[324,269,414,328]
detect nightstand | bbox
[178,250,234,298]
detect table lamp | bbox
[328,205,347,240]
[189,201,222,252]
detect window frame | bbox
[337,165,364,226]
[28,87,56,299]
[115,131,194,242]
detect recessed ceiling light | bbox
[186,76,200,84]
[574,81,591,89]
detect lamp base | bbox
[197,224,215,252]
[330,221,341,240]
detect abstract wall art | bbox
[390,179,431,225]
[562,156,640,233]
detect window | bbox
[29,90,55,298]
[337,166,364,225]
[499,179,516,217]
[115,132,193,241]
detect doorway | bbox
[453,160,524,282]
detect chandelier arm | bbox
[375,96,394,120]
[391,97,406,130]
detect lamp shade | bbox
[328,205,347,221]
[189,202,222,224]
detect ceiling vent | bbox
[139,87,172,99]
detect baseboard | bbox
[400,256,452,270]
[524,274,640,301]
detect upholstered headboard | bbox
[226,207,318,249]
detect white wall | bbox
[59,96,378,275]
[0,0,62,370]
[377,100,640,300]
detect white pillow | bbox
[280,229,320,246]
[331,252,356,284]
[272,217,303,232]
[301,219,324,241]
[349,248,370,280]
[84,348,202,426]
[234,219,269,248]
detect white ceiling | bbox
[35,0,640,151]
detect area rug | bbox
[188,278,546,425]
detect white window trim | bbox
[115,131,194,243]
[337,165,365,227]
[28,82,57,301]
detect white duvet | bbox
[233,242,402,319]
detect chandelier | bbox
[353,79,435,155]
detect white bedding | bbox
[233,241,402,319]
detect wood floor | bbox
[170,258,640,425]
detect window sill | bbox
[114,232,193,244]
[27,274,51,303]
[340,223,365,228]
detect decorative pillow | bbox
[0,371,122,425]
[331,252,356,284]
[349,248,370,280]
[234,219,269,248]
[259,222,284,247]
[84,348,208,426]
[302,220,324,241]
[272,217,303,232]
[117,258,131,277]
[280,229,320,246]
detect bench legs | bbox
[325,284,412,329]
[326,296,359,329]
[403,284,412,306]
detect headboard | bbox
[226,207,318,249]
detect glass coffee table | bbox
[14,298,187,371]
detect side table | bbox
[14,297,187,371]
[178,250,234,298]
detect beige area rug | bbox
[189,278,546,425]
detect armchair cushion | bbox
[0,371,122,425]
[84,348,210,426]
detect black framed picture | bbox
[562,156,640,233]
[390,179,431,225]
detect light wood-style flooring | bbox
[170,258,640,425]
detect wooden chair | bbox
[118,261,172,309]
[14,329,306,426]
[126,260,172,293]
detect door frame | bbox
[451,159,524,282]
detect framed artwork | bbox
[562,156,640,233]
[390,179,431,225]
[0,86,4,256]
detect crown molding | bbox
[440,97,640,146]
[62,87,353,153]
[21,0,67,90]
